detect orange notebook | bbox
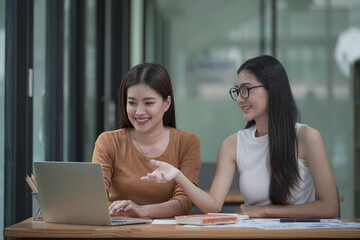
[175,214,239,225]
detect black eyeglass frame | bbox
[229,84,265,101]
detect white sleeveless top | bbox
[236,123,315,206]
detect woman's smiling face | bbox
[126,83,170,133]
[236,70,268,123]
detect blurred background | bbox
[1,0,360,234]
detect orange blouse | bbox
[92,127,201,215]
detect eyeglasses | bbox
[229,85,265,101]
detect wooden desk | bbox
[4,218,360,239]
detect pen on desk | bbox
[280,219,321,223]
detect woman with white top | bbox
[141,55,338,218]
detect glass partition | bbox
[33,0,97,163]
[33,0,46,163]
[146,0,263,164]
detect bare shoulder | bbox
[298,125,323,145]
[217,132,237,163]
[298,125,326,160]
[221,132,237,148]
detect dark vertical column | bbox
[142,0,147,62]
[271,0,277,57]
[4,0,34,226]
[111,0,130,128]
[354,60,360,217]
[95,0,105,137]
[68,0,85,162]
[44,0,64,161]
[325,2,333,101]
[260,0,265,54]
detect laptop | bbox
[34,161,152,226]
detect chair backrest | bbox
[336,187,341,218]
[190,163,240,214]
[197,163,239,190]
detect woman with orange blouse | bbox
[92,63,201,218]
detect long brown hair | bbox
[118,63,176,129]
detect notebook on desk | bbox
[34,161,152,226]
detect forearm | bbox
[175,171,222,213]
[144,199,183,218]
[263,200,338,218]
[142,159,226,214]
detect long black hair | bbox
[118,63,176,129]
[237,55,300,205]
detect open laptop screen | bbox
[34,162,151,226]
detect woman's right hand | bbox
[141,159,180,183]
[109,200,149,218]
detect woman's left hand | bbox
[234,204,266,218]
[109,200,149,218]
[141,159,180,183]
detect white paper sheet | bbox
[152,219,177,224]
[152,217,360,230]
[182,219,360,229]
